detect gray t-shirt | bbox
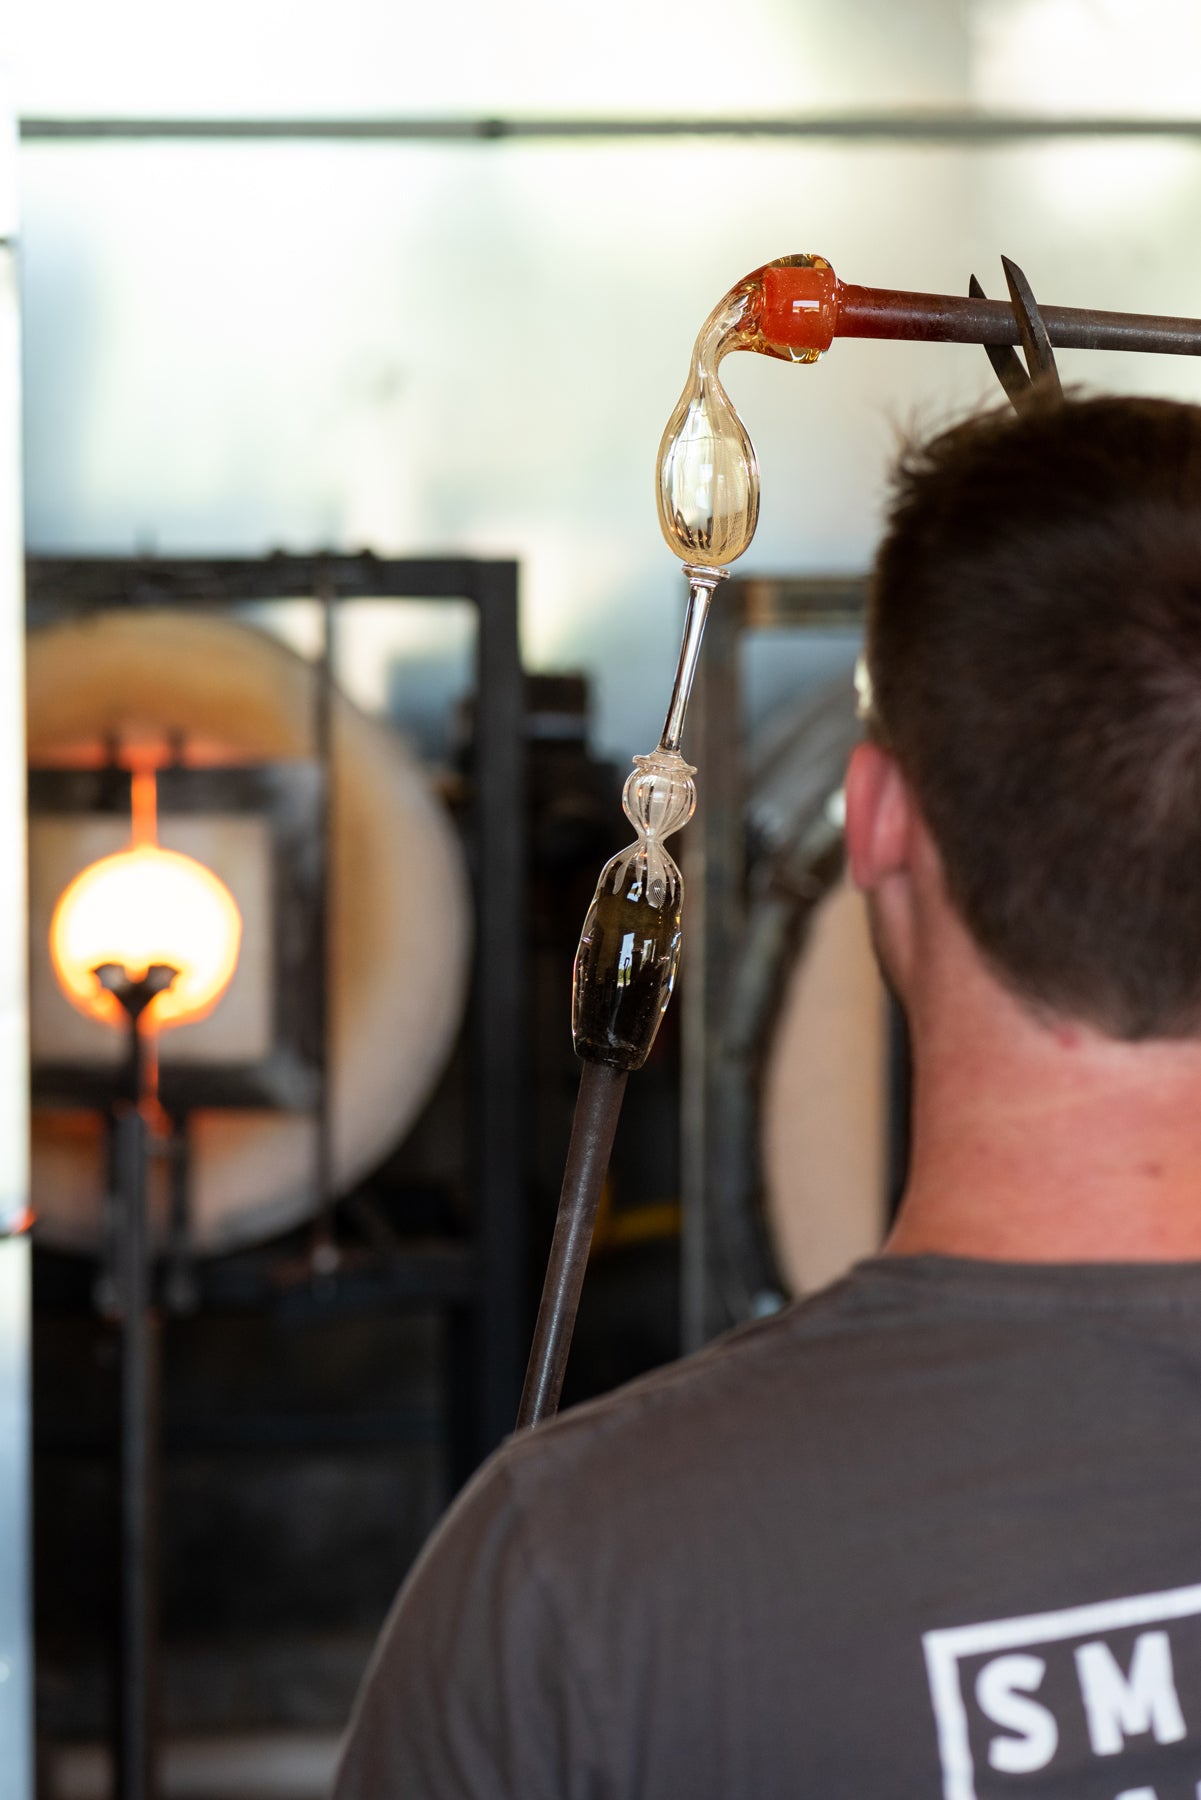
[334,1255,1201,1799]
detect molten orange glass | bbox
[755,258,842,359]
[50,844,243,1030]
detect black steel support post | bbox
[94,964,176,1800]
[517,1061,628,1428]
[114,1079,156,1800]
[680,591,744,1353]
[472,560,527,1457]
[309,573,337,1272]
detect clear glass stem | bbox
[658,565,728,753]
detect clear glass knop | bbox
[570,750,696,1071]
[612,749,697,909]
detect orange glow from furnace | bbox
[129,767,158,845]
[50,844,243,1029]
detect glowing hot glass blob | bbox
[50,844,243,1029]
[656,253,838,569]
[656,286,761,569]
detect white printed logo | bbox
[924,1583,1201,1800]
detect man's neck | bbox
[884,953,1201,1265]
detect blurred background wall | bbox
[15,0,1201,759]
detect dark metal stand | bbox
[95,963,177,1800]
[517,1062,627,1428]
[28,552,527,1477]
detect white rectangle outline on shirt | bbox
[923,1580,1201,1800]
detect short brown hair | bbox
[868,393,1201,1039]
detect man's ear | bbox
[844,740,914,892]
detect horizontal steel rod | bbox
[840,285,1201,356]
[19,112,1201,143]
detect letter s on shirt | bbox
[975,1653,1059,1774]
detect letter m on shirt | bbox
[1074,1632,1185,1756]
[924,1584,1201,1800]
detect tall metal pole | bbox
[95,965,176,1800]
[309,574,337,1274]
[114,1063,155,1800]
